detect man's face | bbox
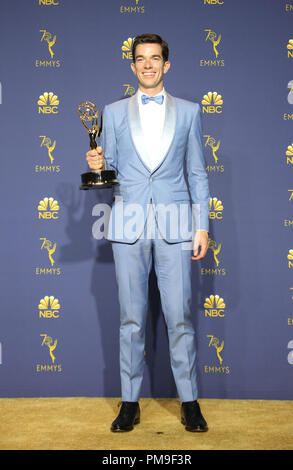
[131,43,170,95]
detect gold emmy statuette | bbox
[77,101,119,190]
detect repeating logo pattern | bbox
[38,0,60,5]
[12,0,291,389]
[204,295,226,317]
[38,197,60,219]
[209,197,224,219]
[38,296,61,318]
[38,92,59,113]
[202,91,223,113]
[121,37,135,59]
[286,144,293,165]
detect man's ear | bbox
[130,62,137,76]
[163,61,171,74]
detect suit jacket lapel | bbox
[127,92,152,172]
[153,92,176,173]
[127,91,176,174]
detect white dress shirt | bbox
[136,88,207,235]
[137,88,166,171]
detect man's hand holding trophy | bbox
[77,100,119,189]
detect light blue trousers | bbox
[111,204,198,402]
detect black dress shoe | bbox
[181,400,208,432]
[111,401,140,432]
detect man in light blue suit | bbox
[86,34,210,433]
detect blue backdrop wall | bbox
[0,0,293,399]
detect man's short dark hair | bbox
[132,33,169,62]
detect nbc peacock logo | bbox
[209,197,224,220]
[202,91,223,114]
[203,0,224,4]
[204,294,226,317]
[38,197,60,219]
[287,39,293,58]
[288,249,293,268]
[38,91,59,114]
[121,37,135,60]
[38,296,60,319]
[286,144,293,165]
[38,0,60,6]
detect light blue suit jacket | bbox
[101,91,210,243]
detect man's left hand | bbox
[191,230,209,261]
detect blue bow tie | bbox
[141,94,164,105]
